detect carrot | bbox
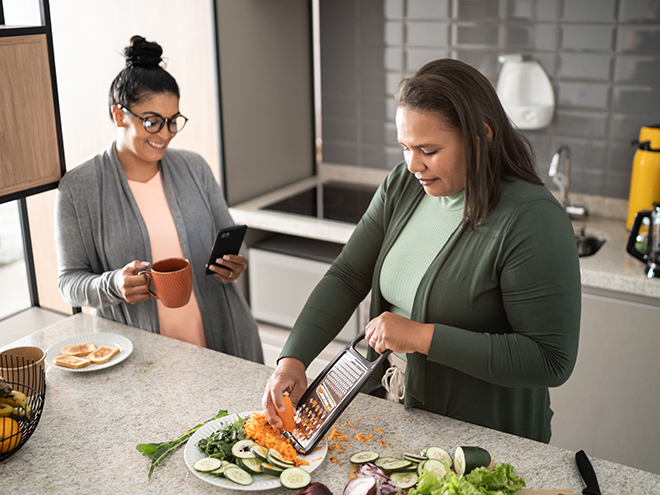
[277,395,296,432]
[243,413,308,467]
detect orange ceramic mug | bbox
[138,258,192,308]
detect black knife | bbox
[576,450,602,495]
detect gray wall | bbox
[319,0,660,200]
[216,0,314,207]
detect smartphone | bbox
[205,224,248,275]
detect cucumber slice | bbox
[224,466,254,486]
[238,456,262,474]
[267,448,295,468]
[350,451,380,464]
[416,459,427,477]
[251,443,270,462]
[261,463,284,477]
[424,446,453,467]
[280,467,311,490]
[193,457,222,472]
[390,471,419,489]
[421,458,449,481]
[210,460,230,476]
[232,439,256,459]
[374,457,412,472]
[453,446,491,477]
[402,452,426,463]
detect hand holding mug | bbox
[118,260,151,304]
[138,258,193,308]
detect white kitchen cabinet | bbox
[248,234,361,343]
[549,287,660,475]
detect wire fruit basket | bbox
[0,353,46,462]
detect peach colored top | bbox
[127,171,206,347]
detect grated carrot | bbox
[243,413,309,466]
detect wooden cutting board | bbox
[348,463,575,494]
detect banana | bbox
[0,402,31,422]
[0,376,12,397]
[0,390,28,410]
[0,391,34,422]
[0,403,13,417]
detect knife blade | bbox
[575,450,602,495]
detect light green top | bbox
[380,190,465,319]
[281,163,582,443]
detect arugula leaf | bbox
[136,409,229,479]
[196,413,248,463]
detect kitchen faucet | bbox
[548,145,588,219]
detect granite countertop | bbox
[3,314,660,494]
[230,165,660,301]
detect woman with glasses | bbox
[54,35,263,363]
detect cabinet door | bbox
[0,34,61,198]
[549,292,660,475]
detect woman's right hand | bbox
[117,260,151,304]
[262,357,307,429]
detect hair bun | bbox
[123,35,164,69]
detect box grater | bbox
[284,332,391,455]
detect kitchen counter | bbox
[230,166,660,301]
[3,314,660,494]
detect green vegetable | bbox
[196,413,249,463]
[409,463,525,495]
[136,409,229,479]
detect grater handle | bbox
[347,331,392,370]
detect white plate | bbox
[184,411,327,491]
[45,333,133,372]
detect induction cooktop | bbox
[262,181,378,225]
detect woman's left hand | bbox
[207,253,247,282]
[365,311,434,355]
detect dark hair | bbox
[108,35,180,119]
[394,58,542,229]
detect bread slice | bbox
[53,355,91,369]
[87,345,120,364]
[61,341,97,356]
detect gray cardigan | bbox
[54,142,263,363]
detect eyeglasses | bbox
[118,105,188,134]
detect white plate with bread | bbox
[46,333,133,372]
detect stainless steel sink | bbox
[574,226,606,257]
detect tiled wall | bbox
[319,0,660,199]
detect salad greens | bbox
[409,463,525,495]
[136,409,229,479]
[196,413,249,462]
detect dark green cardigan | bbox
[281,163,581,442]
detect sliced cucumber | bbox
[238,456,263,474]
[267,448,295,469]
[193,457,222,472]
[224,466,254,486]
[421,458,449,481]
[261,463,284,477]
[416,459,427,477]
[424,446,453,467]
[402,452,426,463]
[251,443,270,462]
[453,446,491,477]
[280,467,311,490]
[390,471,419,489]
[397,462,419,473]
[210,460,230,476]
[350,451,380,464]
[374,457,412,472]
[232,439,256,459]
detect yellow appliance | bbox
[627,125,660,230]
